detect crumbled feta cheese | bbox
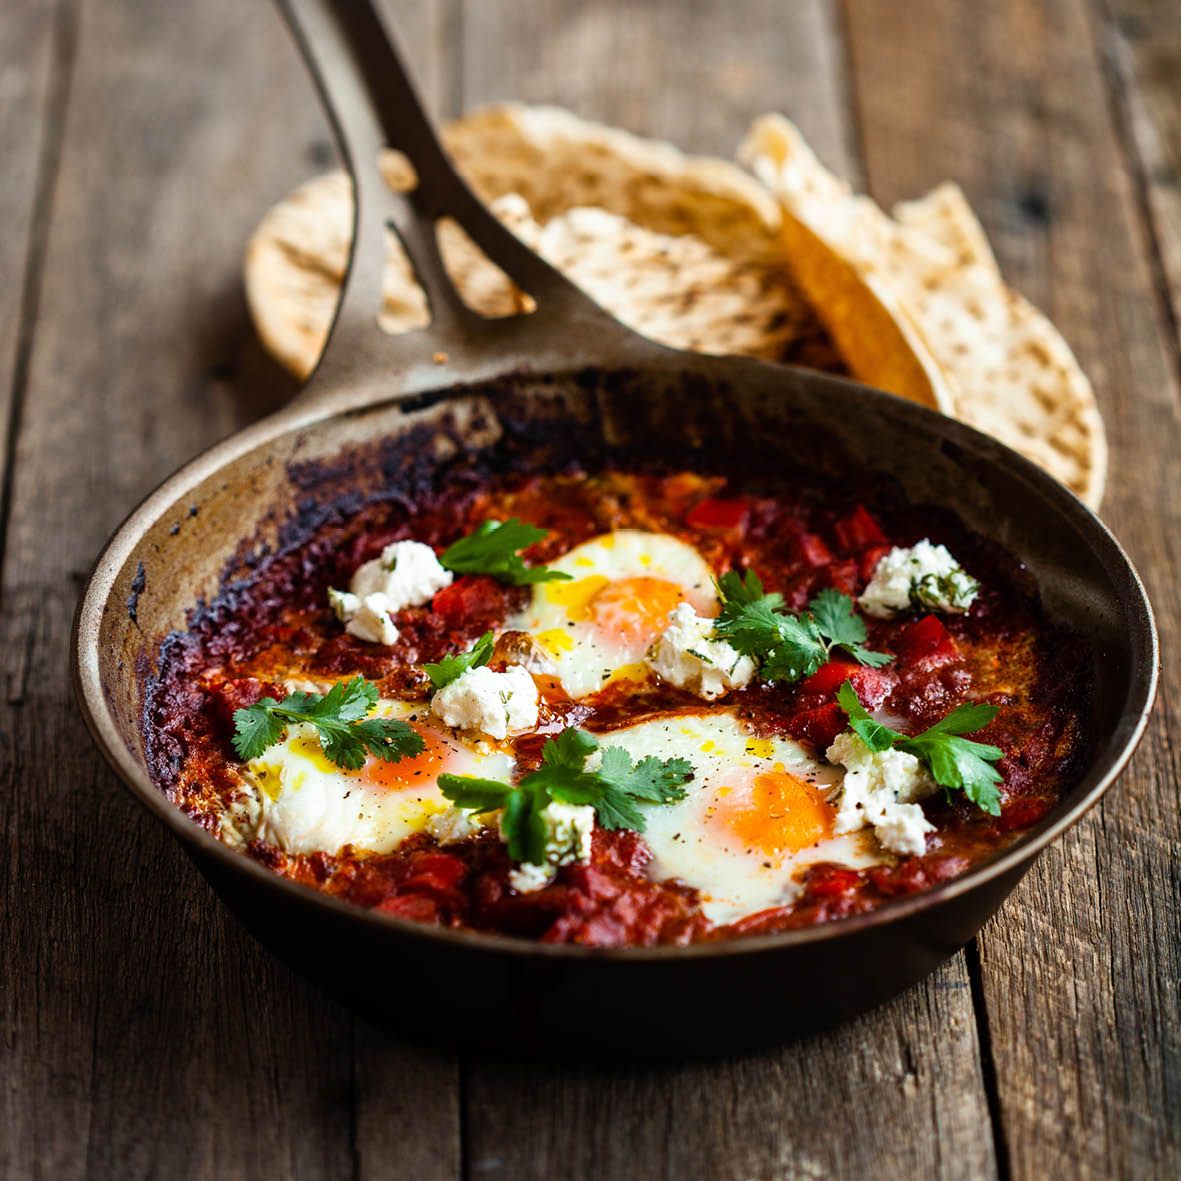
[327,539,452,644]
[508,861,556,894]
[350,539,453,612]
[826,730,937,856]
[645,602,757,700]
[505,801,596,893]
[427,806,488,845]
[329,588,399,645]
[430,665,539,740]
[858,540,979,618]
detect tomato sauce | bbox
[146,465,1091,947]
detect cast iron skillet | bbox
[73,0,1157,1059]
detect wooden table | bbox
[3,2,1178,1177]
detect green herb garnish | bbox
[423,631,496,690]
[440,518,571,586]
[713,573,892,684]
[836,679,1004,815]
[438,727,692,864]
[231,675,425,770]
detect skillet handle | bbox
[274,0,636,397]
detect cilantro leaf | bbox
[231,675,425,769]
[760,614,829,683]
[918,701,1002,737]
[714,596,792,660]
[808,588,893,668]
[600,747,694,804]
[835,680,901,753]
[716,568,783,610]
[835,679,1004,815]
[440,518,571,586]
[436,727,694,860]
[809,588,866,646]
[230,698,285,760]
[423,631,495,690]
[435,774,515,813]
[898,734,1004,815]
[591,746,693,830]
[713,573,891,685]
[541,726,600,768]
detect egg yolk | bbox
[713,770,835,860]
[362,725,451,791]
[588,577,686,647]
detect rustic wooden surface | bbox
[1,1,1177,1178]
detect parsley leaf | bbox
[440,518,572,586]
[231,675,425,770]
[713,575,892,684]
[809,588,894,668]
[437,727,694,860]
[835,679,1004,815]
[541,726,601,769]
[423,631,495,690]
[759,613,829,683]
[835,680,901,752]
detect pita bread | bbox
[244,102,1105,507]
[244,105,844,383]
[740,115,1106,507]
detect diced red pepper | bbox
[800,659,863,696]
[431,575,508,625]
[800,660,895,708]
[805,865,864,900]
[785,702,846,751]
[825,558,859,596]
[834,505,887,553]
[403,852,467,895]
[897,615,960,667]
[374,894,441,922]
[858,543,892,584]
[796,531,833,568]
[998,796,1053,833]
[685,496,751,531]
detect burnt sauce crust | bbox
[143,405,1092,947]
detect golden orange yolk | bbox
[714,770,835,860]
[362,726,450,791]
[588,577,685,647]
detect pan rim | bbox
[72,360,1160,963]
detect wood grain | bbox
[843,0,1181,1175]
[1096,0,1181,369]
[458,4,996,1176]
[2,0,1178,1177]
[0,2,458,1178]
[0,1,63,520]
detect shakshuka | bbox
[146,463,1090,946]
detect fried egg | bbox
[512,529,717,697]
[232,698,513,854]
[598,712,886,925]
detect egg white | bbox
[230,697,513,855]
[597,712,886,925]
[511,529,717,698]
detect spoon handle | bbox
[275,0,628,390]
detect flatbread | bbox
[740,115,1106,507]
[244,104,845,384]
[244,102,1105,508]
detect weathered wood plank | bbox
[459,4,996,1177]
[0,1,458,1178]
[1096,0,1181,368]
[842,0,1181,1176]
[0,1,60,521]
